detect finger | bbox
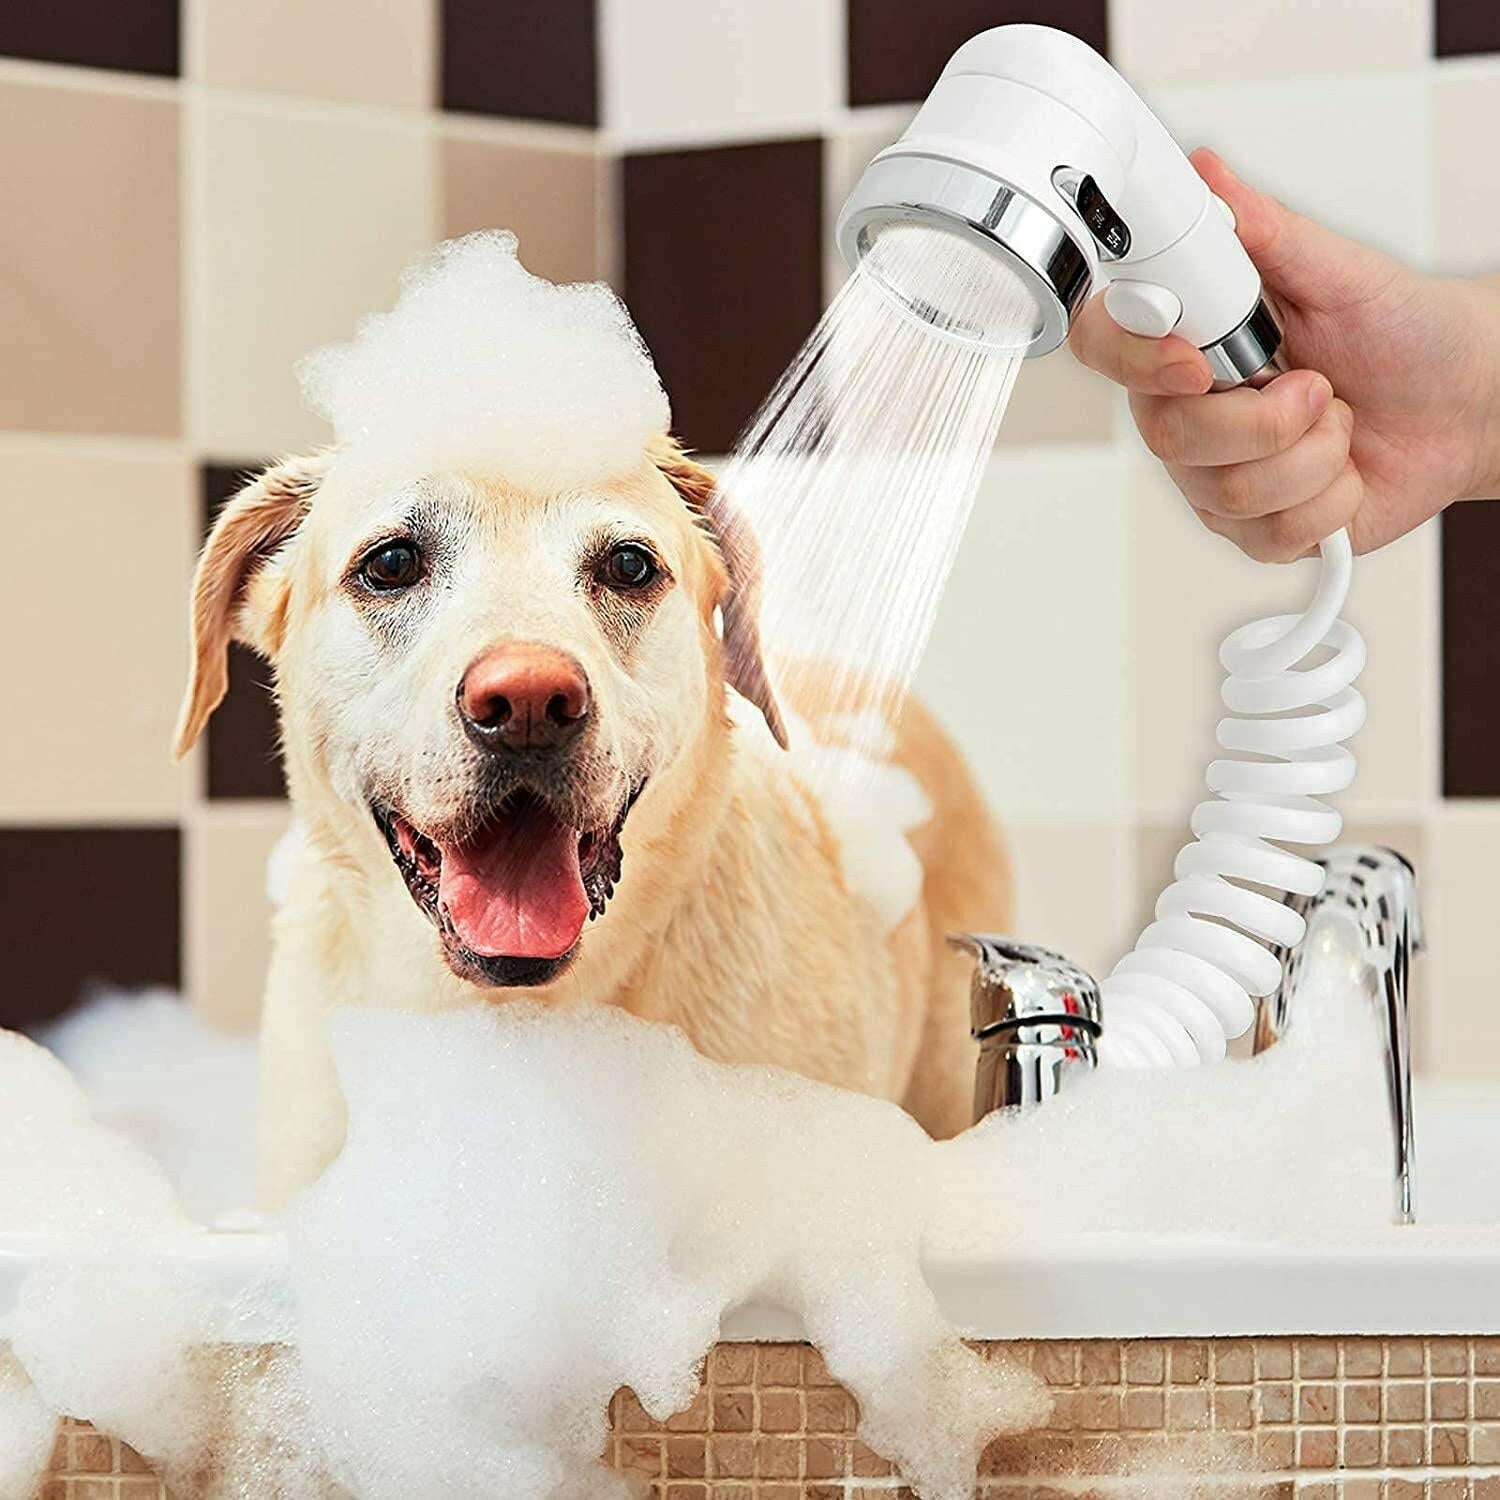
[1131,370,1332,467]
[1068,291,1212,395]
[1168,399,1353,521]
[1198,461,1365,564]
[1190,148,1392,310]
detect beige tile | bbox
[917,450,1132,820]
[0,79,180,437]
[439,132,600,285]
[1433,61,1500,275]
[600,0,836,144]
[1425,810,1500,1077]
[190,0,434,108]
[1130,460,1438,816]
[185,805,294,1030]
[1002,821,1133,985]
[193,95,435,455]
[822,109,917,301]
[1150,74,1431,267]
[1111,0,1426,85]
[0,446,192,820]
[998,354,1120,449]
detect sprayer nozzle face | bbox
[859,222,1043,351]
[835,154,1094,357]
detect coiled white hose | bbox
[1100,529,1366,1067]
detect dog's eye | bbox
[601,544,658,591]
[360,541,423,592]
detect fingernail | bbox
[1163,362,1208,395]
[1307,375,1332,418]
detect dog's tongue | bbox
[438,800,588,960]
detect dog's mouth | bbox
[372,785,639,986]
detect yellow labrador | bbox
[176,435,1012,1207]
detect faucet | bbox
[948,935,1102,1120]
[1257,845,1423,1225]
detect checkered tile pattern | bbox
[2,0,1498,1073]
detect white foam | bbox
[299,232,671,491]
[36,989,259,1224]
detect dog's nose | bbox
[457,644,591,754]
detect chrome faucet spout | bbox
[1258,845,1423,1225]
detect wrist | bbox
[1456,276,1500,499]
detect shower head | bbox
[836,25,1283,385]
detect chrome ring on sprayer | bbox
[836,154,1093,356]
[1202,296,1286,389]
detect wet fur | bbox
[178,440,1012,1208]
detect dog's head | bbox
[175,438,785,989]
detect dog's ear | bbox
[173,452,327,760]
[650,437,788,750]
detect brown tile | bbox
[1120,1390,1163,1430]
[804,1389,854,1433]
[1442,500,1500,793]
[1074,1390,1120,1431]
[1296,1341,1338,1379]
[1341,1428,1380,1468]
[0,80,180,436]
[708,1346,754,1386]
[71,1483,118,1500]
[617,1391,662,1432]
[1476,1424,1500,1463]
[1123,1343,1164,1385]
[439,134,600,286]
[1431,1380,1469,1420]
[758,1392,802,1433]
[846,0,1108,105]
[72,1432,115,1472]
[622,140,823,454]
[1343,1383,1381,1424]
[850,1440,893,1477]
[0,827,179,1027]
[1429,1483,1469,1500]
[755,1346,803,1388]
[1385,1338,1424,1376]
[804,1438,846,1479]
[712,1391,754,1432]
[1034,1343,1079,1386]
[1213,1388,1254,1430]
[1428,1339,1469,1376]
[1430,1426,1469,1466]
[1255,1340,1294,1380]
[1298,1385,1336,1424]
[441,0,596,123]
[1341,1339,1383,1378]
[1169,1341,1209,1384]
[755,1436,799,1480]
[665,1393,710,1432]
[1258,1382,1293,1424]
[1214,1341,1255,1385]
[708,1437,754,1480]
[1386,1482,1426,1500]
[1385,1382,1426,1423]
[0,0,177,73]
[1078,1341,1120,1385]
[666,1437,707,1478]
[1166,1388,1209,1431]
[801,1348,837,1387]
[1257,1429,1294,1468]
[120,1443,155,1474]
[616,1435,662,1476]
[1297,1428,1338,1468]
[1437,0,1500,56]
[1478,1480,1500,1499]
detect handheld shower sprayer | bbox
[837,25,1366,1068]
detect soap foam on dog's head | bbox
[299,232,671,490]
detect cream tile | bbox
[915,450,1133,820]
[1433,60,1500,274]
[439,131,600,284]
[1003,819,1133,983]
[1110,0,1427,85]
[190,0,435,108]
[1129,458,1438,818]
[997,354,1120,449]
[0,445,192,820]
[1422,809,1500,1078]
[1149,74,1431,266]
[599,0,837,144]
[0,79,180,437]
[193,96,435,455]
[185,804,294,1030]
[823,108,918,301]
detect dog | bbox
[175,432,1012,1209]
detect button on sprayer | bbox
[837,24,1367,1078]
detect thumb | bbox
[1190,147,1371,309]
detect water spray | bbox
[836,24,1365,1068]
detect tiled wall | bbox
[33,1338,1500,1497]
[3,0,1500,1074]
